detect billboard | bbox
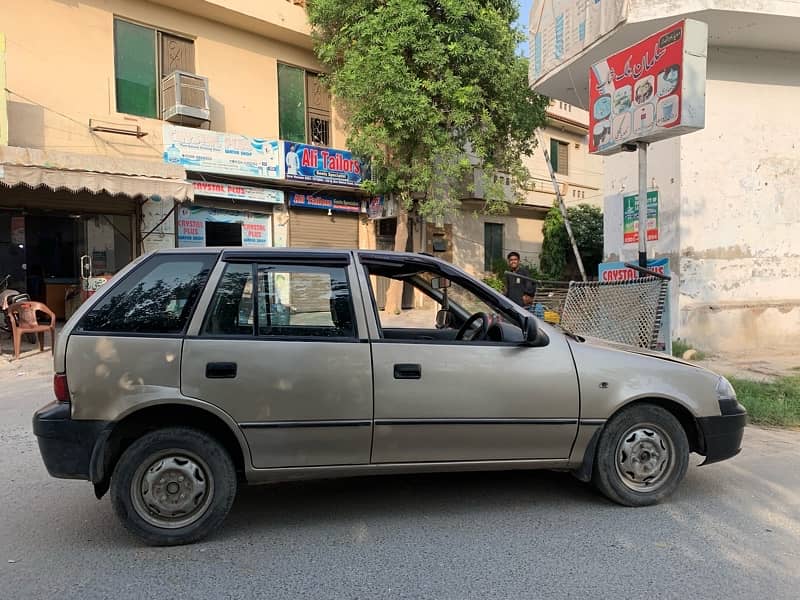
[289,192,362,213]
[589,19,707,154]
[529,0,629,85]
[283,142,363,187]
[177,205,271,247]
[163,125,283,179]
[623,190,658,244]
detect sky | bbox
[515,0,533,57]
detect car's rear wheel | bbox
[110,427,237,546]
[592,404,689,506]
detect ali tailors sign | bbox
[283,142,362,187]
[589,19,707,155]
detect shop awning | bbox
[0,146,193,202]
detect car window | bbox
[368,271,503,333]
[78,254,215,334]
[202,263,356,339]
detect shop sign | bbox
[177,205,271,247]
[623,190,658,244]
[163,125,283,179]
[192,181,284,204]
[284,142,362,187]
[589,19,707,155]
[289,192,362,213]
[598,258,671,353]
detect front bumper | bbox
[33,402,107,480]
[697,399,747,465]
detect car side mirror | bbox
[522,315,541,346]
[435,309,452,329]
[431,277,451,290]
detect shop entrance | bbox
[205,221,242,247]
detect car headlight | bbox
[715,376,737,401]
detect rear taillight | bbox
[54,374,70,403]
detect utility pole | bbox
[536,131,587,282]
[637,142,649,272]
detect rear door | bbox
[181,251,373,469]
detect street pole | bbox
[637,142,648,272]
[536,131,587,282]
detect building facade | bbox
[0,0,374,319]
[452,101,603,278]
[530,0,800,351]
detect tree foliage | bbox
[539,203,604,280]
[306,0,549,219]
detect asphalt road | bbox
[1,360,799,599]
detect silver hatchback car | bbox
[34,248,746,545]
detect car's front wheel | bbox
[592,404,689,506]
[110,427,237,546]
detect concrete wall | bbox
[3,0,345,162]
[452,203,546,277]
[678,46,800,350]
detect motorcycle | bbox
[0,274,31,334]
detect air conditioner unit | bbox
[161,71,210,127]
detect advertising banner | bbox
[163,125,283,179]
[177,205,271,247]
[599,257,671,353]
[284,142,362,187]
[192,181,284,204]
[529,1,629,84]
[289,192,362,213]
[623,190,658,244]
[589,19,707,154]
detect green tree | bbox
[539,203,604,280]
[307,0,549,311]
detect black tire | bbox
[110,427,237,546]
[592,404,689,506]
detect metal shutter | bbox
[289,209,358,249]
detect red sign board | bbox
[590,20,692,154]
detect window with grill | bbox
[113,18,194,119]
[550,138,569,176]
[279,65,332,146]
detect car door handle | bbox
[206,362,237,379]
[394,364,421,380]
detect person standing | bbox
[504,251,536,307]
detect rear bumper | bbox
[33,402,107,480]
[697,400,747,465]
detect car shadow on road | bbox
[221,469,601,537]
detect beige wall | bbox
[3,0,346,163]
[452,203,546,277]
[521,102,603,209]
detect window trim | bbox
[75,253,215,336]
[199,260,360,341]
[277,61,331,146]
[113,15,196,119]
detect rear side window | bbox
[78,254,215,334]
[202,263,356,338]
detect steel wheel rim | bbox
[131,449,214,529]
[614,422,675,492]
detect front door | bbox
[361,260,579,463]
[181,255,373,469]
